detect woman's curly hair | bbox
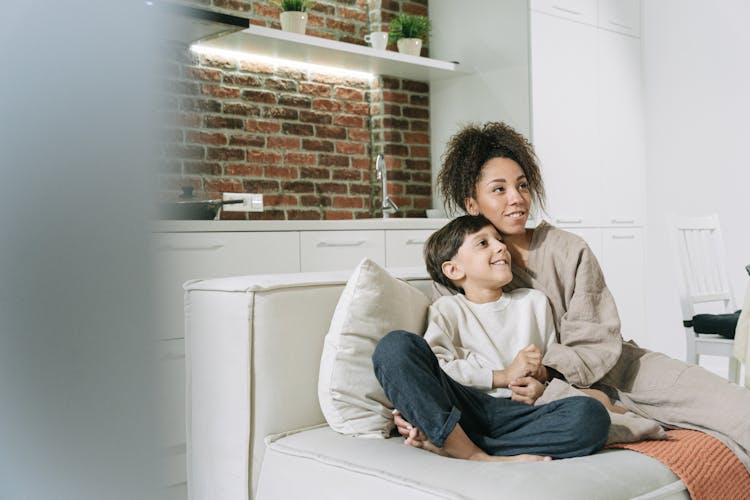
[437,122,546,215]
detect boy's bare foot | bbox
[477,453,552,463]
[403,423,552,462]
[404,434,450,457]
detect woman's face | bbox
[465,157,531,237]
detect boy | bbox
[372,215,610,462]
[424,214,622,412]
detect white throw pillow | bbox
[318,258,431,437]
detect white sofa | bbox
[184,267,689,500]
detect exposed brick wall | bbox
[160,0,431,219]
[368,0,429,47]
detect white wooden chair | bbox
[670,214,740,383]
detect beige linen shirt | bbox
[505,222,623,387]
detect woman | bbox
[397,122,750,466]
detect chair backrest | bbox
[670,214,735,321]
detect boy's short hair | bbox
[424,214,494,294]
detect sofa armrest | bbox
[184,268,430,500]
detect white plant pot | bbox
[397,38,422,56]
[280,11,307,35]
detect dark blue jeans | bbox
[372,330,610,459]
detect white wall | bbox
[642,0,750,360]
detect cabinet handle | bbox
[612,234,635,240]
[609,20,632,30]
[160,443,187,457]
[555,217,583,224]
[316,240,366,248]
[611,218,635,224]
[405,239,426,245]
[158,244,224,252]
[552,5,583,15]
[161,351,186,361]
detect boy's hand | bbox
[392,409,426,444]
[509,376,545,405]
[506,344,542,381]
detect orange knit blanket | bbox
[608,429,750,500]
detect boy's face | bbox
[447,224,513,290]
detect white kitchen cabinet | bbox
[530,11,601,226]
[530,0,640,37]
[598,28,646,226]
[152,231,300,341]
[530,0,598,25]
[530,4,645,227]
[299,227,441,272]
[385,230,434,268]
[529,0,645,347]
[602,227,646,348]
[158,338,187,486]
[300,230,385,272]
[598,0,640,36]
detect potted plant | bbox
[389,14,431,56]
[274,0,309,35]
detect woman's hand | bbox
[509,376,545,405]
[532,363,548,384]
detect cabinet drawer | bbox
[547,214,602,227]
[385,230,436,268]
[598,0,640,36]
[602,227,646,346]
[153,232,300,276]
[530,0,597,25]
[157,338,187,486]
[152,232,300,340]
[300,231,385,272]
[605,216,641,227]
[158,338,186,449]
[161,447,187,488]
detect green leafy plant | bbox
[274,0,308,12]
[388,14,431,43]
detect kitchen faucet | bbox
[375,154,398,218]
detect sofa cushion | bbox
[318,258,431,437]
[257,426,688,500]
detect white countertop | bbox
[151,218,450,233]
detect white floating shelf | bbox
[194,25,467,82]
